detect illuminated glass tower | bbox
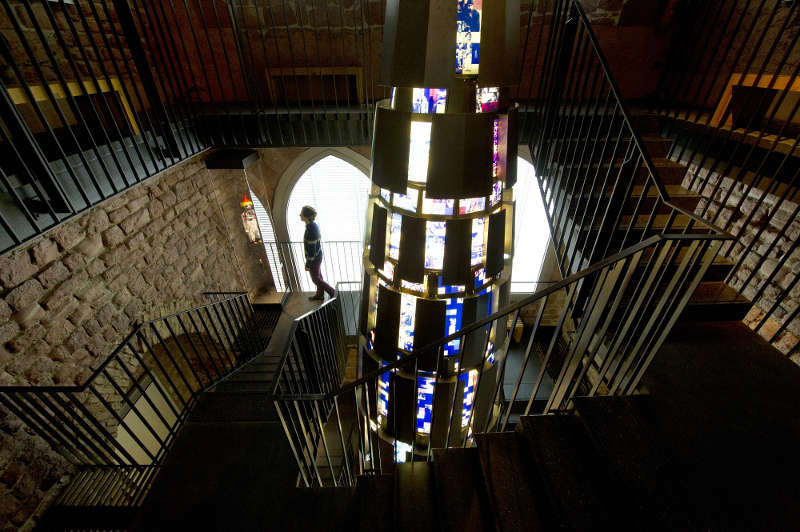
[360,0,520,461]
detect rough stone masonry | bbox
[0,154,242,530]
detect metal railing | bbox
[0,0,205,255]
[520,0,733,279]
[128,0,380,147]
[272,233,727,486]
[264,240,364,295]
[653,0,800,355]
[272,296,351,487]
[0,293,266,502]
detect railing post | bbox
[110,0,181,156]
[0,75,71,214]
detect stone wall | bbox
[681,163,800,363]
[0,154,243,530]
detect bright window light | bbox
[408,121,431,184]
[511,157,550,293]
[286,155,371,291]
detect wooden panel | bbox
[369,204,388,268]
[478,0,521,87]
[497,109,518,187]
[414,297,446,371]
[372,107,411,194]
[397,215,426,283]
[374,284,401,361]
[442,218,472,285]
[359,272,372,337]
[423,0,458,87]
[387,372,416,442]
[486,210,506,276]
[460,293,489,368]
[427,113,494,199]
[380,0,429,86]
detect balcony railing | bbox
[0,292,266,505]
[521,0,732,278]
[264,240,364,295]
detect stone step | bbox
[356,475,394,532]
[280,487,358,532]
[679,281,751,321]
[573,395,704,531]
[516,414,615,531]
[431,448,493,532]
[394,462,438,532]
[189,391,277,422]
[475,432,554,532]
[546,135,673,158]
[549,157,687,185]
[554,184,702,221]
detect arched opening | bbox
[284,155,371,296]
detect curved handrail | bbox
[0,292,251,393]
[276,232,722,402]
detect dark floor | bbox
[641,320,800,531]
[131,316,800,531]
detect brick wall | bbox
[681,163,800,363]
[0,154,242,529]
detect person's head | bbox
[300,205,317,223]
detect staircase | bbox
[273,393,739,532]
[28,295,282,531]
[544,112,751,323]
[276,316,800,532]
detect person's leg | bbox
[309,256,325,297]
[315,257,335,298]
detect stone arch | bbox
[271,147,370,243]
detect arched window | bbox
[285,155,371,293]
[511,157,550,292]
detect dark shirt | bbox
[466,9,480,32]
[304,221,322,267]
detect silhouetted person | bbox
[301,206,335,301]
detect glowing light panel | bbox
[416,376,435,434]
[422,191,454,215]
[389,213,402,260]
[408,121,432,184]
[456,0,482,75]
[398,293,416,351]
[471,217,485,266]
[425,221,446,269]
[412,88,447,114]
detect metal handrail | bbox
[0,293,252,393]
[569,1,732,239]
[275,231,730,403]
[0,292,267,468]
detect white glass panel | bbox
[425,221,446,269]
[408,121,432,184]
